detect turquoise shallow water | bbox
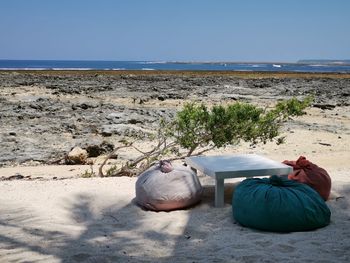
[1,60,350,72]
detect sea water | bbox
[1,60,350,73]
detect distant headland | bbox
[297,59,350,65]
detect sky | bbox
[0,0,349,62]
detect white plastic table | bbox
[185,154,293,207]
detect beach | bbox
[1,71,350,262]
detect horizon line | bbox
[1,58,350,64]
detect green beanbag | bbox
[232,175,331,232]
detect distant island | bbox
[297,59,350,65]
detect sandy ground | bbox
[1,76,350,262]
[1,108,350,263]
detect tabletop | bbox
[185,154,293,179]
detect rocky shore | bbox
[1,71,349,167]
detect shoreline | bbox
[2,69,350,79]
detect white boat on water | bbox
[272,64,282,68]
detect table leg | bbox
[190,167,197,174]
[215,178,225,207]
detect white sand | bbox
[1,107,350,262]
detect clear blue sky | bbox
[0,0,349,62]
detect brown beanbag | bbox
[283,156,331,200]
[135,162,202,211]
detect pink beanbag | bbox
[135,162,202,211]
[283,156,331,200]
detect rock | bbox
[9,173,24,180]
[101,124,150,137]
[29,103,43,110]
[313,103,336,110]
[85,145,103,157]
[101,130,112,137]
[319,142,332,146]
[106,112,128,124]
[128,119,142,124]
[106,112,146,125]
[71,103,98,110]
[85,142,114,157]
[67,147,88,164]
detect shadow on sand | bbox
[1,181,350,262]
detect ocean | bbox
[1,60,350,73]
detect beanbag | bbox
[283,156,331,200]
[232,176,331,232]
[135,161,202,211]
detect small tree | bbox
[99,97,312,177]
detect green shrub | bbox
[99,97,312,176]
[81,169,95,178]
[171,96,311,155]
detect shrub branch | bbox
[98,97,312,177]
